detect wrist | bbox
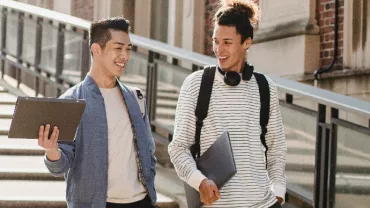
[45,149,61,161]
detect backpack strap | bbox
[253,72,270,169]
[190,66,216,160]
[128,86,146,118]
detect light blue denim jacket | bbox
[44,75,157,208]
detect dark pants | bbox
[269,201,282,208]
[106,196,156,208]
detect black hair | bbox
[89,16,131,50]
[213,0,259,43]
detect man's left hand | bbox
[276,196,284,204]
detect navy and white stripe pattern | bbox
[168,69,287,208]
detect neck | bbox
[89,62,117,88]
[237,61,246,73]
[222,61,246,73]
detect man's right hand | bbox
[199,178,220,205]
[38,124,61,161]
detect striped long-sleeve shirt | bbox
[168,69,287,208]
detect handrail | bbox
[270,75,370,117]
[0,0,91,29]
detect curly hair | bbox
[213,0,260,42]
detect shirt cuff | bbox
[187,169,207,191]
[273,183,286,204]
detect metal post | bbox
[286,93,293,104]
[314,104,326,208]
[1,8,7,79]
[150,62,158,121]
[55,23,65,97]
[80,30,90,81]
[322,127,330,206]
[172,58,178,66]
[43,73,51,97]
[146,50,155,121]
[328,108,338,208]
[192,64,199,72]
[16,12,24,88]
[34,17,43,96]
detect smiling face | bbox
[91,29,132,78]
[212,24,251,73]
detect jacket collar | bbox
[83,74,125,97]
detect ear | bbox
[243,37,252,50]
[90,43,102,56]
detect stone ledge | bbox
[254,20,320,44]
[284,68,370,82]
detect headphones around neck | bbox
[217,62,254,86]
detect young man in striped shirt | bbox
[168,0,287,207]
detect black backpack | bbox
[190,66,270,169]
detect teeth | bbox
[116,63,125,67]
[219,56,228,59]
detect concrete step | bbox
[0,104,15,119]
[0,86,7,93]
[156,108,176,119]
[0,118,11,135]
[125,82,178,94]
[0,180,66,208]
[157,99,177,109]
[150,91,179,101]
[120,75,180,93]
[0,180,178,208]
[0,155,56,180]
[0,136,43,155]
[0,92,17,105]
[156,118,175,129]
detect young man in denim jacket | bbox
[38,17,157,208]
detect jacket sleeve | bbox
[44,88,77,177]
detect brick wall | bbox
[204,0,260,55]
[317,0,344,70]
[72,0,94,21]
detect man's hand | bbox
[199,178,220,205]
[276,196,284,204]
[38,124,61,161]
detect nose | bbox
[119,50,128,61]
[214,43,225,55]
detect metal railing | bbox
[1,1,370,208]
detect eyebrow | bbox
[113,42,133,47]
[212,38,233,41]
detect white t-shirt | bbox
[100,86,147,204]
